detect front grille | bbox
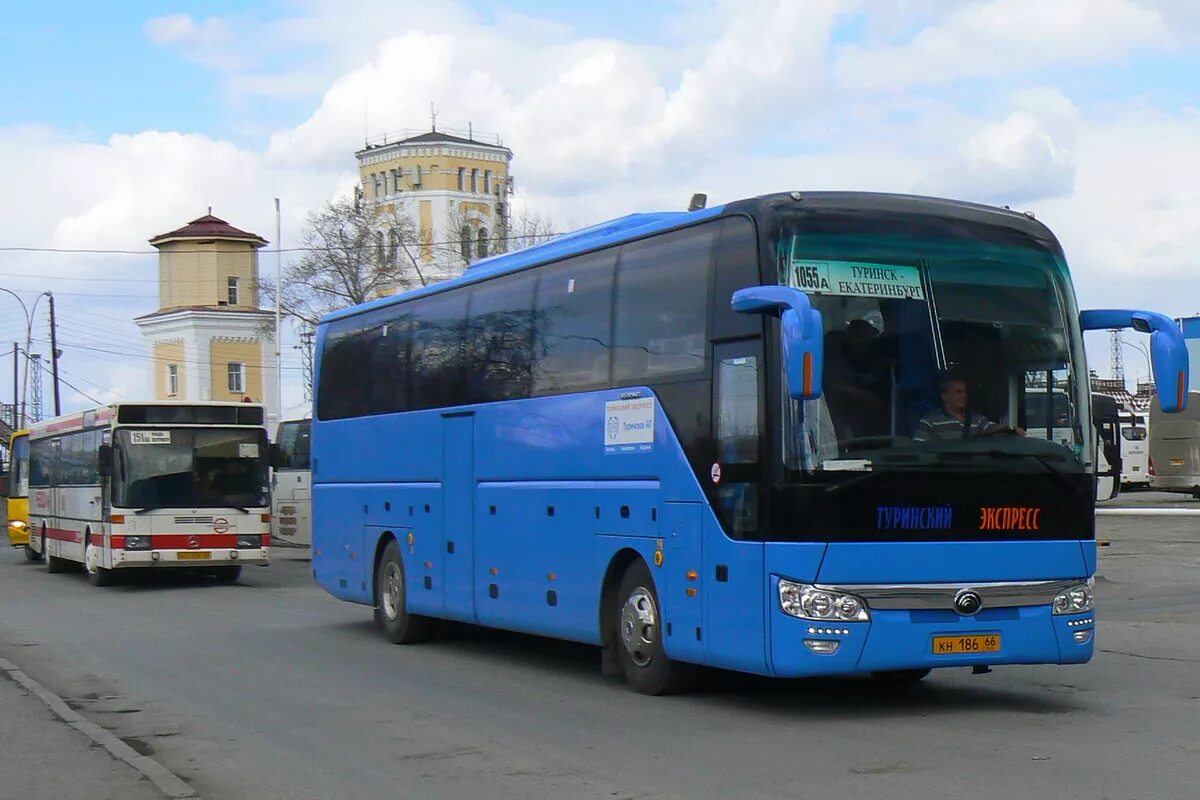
[173,516,215,525]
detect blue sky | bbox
[1,0,1198,416]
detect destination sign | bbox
[790,260,925,301]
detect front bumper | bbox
[110,547,270,568]
[768,576,1094,677]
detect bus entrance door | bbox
[442,413,477,623]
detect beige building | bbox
[355,126,514,284]
[135,213,279,428]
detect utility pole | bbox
[10,342,17,431]
[48,293,61,416]
[1109,329,1125,385]
[28,354,42,422]
[275,198,283,433]
[297,329,315,404]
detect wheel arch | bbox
[598,548,649,674]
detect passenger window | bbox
[466,272,535,403]
[533,251,616,394]
[409,291,468,410]
[712,216,761,340]
[614,225,714,384]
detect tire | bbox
[373,539,432,644]
[613,559,696,695]
[211,566,243,583]
[872,669,931,684]
[43,528,66,574]
[84,536,115,587]
[23,544,42,562]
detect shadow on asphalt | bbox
[320,615,1084,717]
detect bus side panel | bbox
[702,523,768,675]
[442,414,475,623]
[361,483,444,615]
[312,483,370,604]
[662,502,707,663]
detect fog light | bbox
[803,639,840,655]
[151,552,161,561]
[230,550,239,560]
[1073,630,1093,644]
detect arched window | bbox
[477,227,489,259]
[470,169,478,193]
[376,231,385,262]
[457,168,466,191]
[389,228,400,264]
[460,225,472,261]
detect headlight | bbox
[125,536,151,551]
[236,535,262,549]
[778,579,870,622]
[9,520,27,530]
[1052,580,1094,615]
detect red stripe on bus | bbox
[147,534,243,549]
[44,527,83,544]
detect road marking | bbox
[0,656,197,799]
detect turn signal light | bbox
[110,514,126,524]
[261,513,271,523]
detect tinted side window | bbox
[410,290,468,410]
[369,311,412,415]
[613,224,715,384]
[466,272,535,403]
[712,216,762,340]
[317,322,374,420]
[30,439,52,487]
[534,251,616,394]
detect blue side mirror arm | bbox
[732,286,824,400]
[1081,309,1189,412]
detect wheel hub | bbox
[620,587,658,667]
[382,562,403,621]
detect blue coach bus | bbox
[311,191,1187,694]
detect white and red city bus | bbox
[27,401,271,586]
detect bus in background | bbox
[270,418,311,547]
[27,402,271,586]
[312,191,1188,694]
[1120,408,1150,488]
[6,430,35,560]
[1149,391,1200,498]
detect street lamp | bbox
[0,287,52,426]
[1122,338,1153,385]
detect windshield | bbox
[777,211,1092,478]
[275,420,311,470]
[10,435,29,499]
[113,427,269,510]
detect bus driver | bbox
[914,372,1024,441]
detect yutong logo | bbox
[954,589,983,616]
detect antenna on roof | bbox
[430,102,438,132]
[207,206,212,215]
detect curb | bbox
[0,656,197,799]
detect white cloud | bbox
[835,0,1171,90]
[144,14,250,71]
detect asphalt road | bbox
[0,495,1197,800]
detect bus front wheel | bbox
[23,544,41,562]
[84,536,115,587]
[374,540,433,644]
[613,560,695,695]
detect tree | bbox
[274,195,428,329]
[443,204,560,272]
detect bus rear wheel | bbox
[613,559,695,695]
[211,566,242,583]
[43,529,66,574]
[374,540,432,644]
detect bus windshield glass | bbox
[775,210,1092,483]
[113,428,269,511]
[11,435,29,499]
[275,420,311,470]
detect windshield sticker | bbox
[791,260,925,300]
[877,506,953,531]
[604,398,655,454]
[238,443,260,458]
[979,506,1041,531]
[130,431,171,445]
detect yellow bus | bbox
[6,430,37,560]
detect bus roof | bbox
[321,190,1060,326]
[27,401,266,438]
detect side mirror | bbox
[97,444,113,478]
[732,285,824,400]
[1081,309,1189,412]
[269,443,285,470]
